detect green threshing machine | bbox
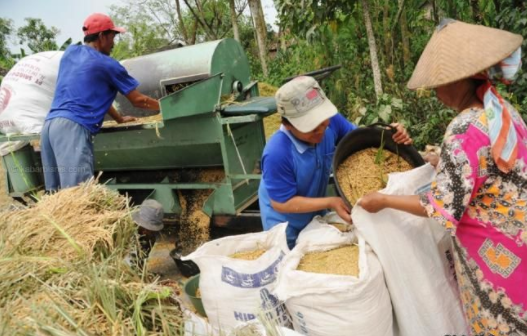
[0,38,277,225]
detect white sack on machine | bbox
[182,223,291,334]
[0,51,63,155]
[274,233,393,336]
[352,164,468,336]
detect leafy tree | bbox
[0,18,14,59]
[17,18,59,53]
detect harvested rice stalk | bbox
[230,249,267,260]
[0,179,135,261]
[297,245,360,277]
[0,180,185,335]
[336,148,413,205]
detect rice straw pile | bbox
[336,148,413,205]
[230,249,267,260]
[0,179,184,335]
[1,181,131,261]
[297,245,360,277]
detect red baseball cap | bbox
[82,13,126,36]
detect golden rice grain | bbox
[336,148,413,205]
[230,249,267,260]
[297,245,360,277]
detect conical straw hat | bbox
[407,19,523,90]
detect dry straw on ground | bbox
[0,180,184,335]
[0,179,131,261]
[297,245,360,277]
[336,148,413,205]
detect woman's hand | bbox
[357,192,387,213]
[424,152,440,168]
[390,123,413,145]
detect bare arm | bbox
[125,89,160,111]
[358,192,428,217]
[271,196,352,223]
[107,105,136,123]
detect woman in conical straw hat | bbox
[359,19,527,335]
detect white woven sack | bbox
[0,51,63,155]
[274,233,393,336]
[353,164,468,336]
[183,223,291,334]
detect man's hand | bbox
[117,115,137,124]
[390,123,413,145]
[357,192,387,213]
[328,197,352,223]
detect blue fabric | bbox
[41,117,95,191]
[46,45,139,134]
[258,113,357,248]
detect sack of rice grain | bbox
[274,233,393,336]
[0,51,63,155]
[296,212,354,246]
[353,164,468,336]
[182,223,290,334]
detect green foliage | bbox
[0,18,13,59]
[495,1,527,119]
[17,18,60,53]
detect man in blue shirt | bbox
[258,76,412,248]
[41,13,160,191]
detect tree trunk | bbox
[278,26,287,52]
[183,0,216,40]
[360,0,383,99]
[190,19,198,45]
[470,0,480,22]
[400,8,410,67]
[446,0,458,19]
[175,0,189,44]
[248,0,268,77]
[431,0,439,24]
[383,0,392,65]
[228,0,240,41]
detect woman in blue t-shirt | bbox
[258,76,413,248]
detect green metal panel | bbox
[210,39,251,96]
[1,145,42,196]
[94,116,223,170]
[159,74,223,120]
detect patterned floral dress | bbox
[420,106,527,336]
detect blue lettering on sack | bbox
[221,252,285,288]
[261,288,290,325]
[233,311,257,322]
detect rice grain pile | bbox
[336,148,413,205]
[176,169,225,255]
[297,245,360,277]
[230,249,267,260]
